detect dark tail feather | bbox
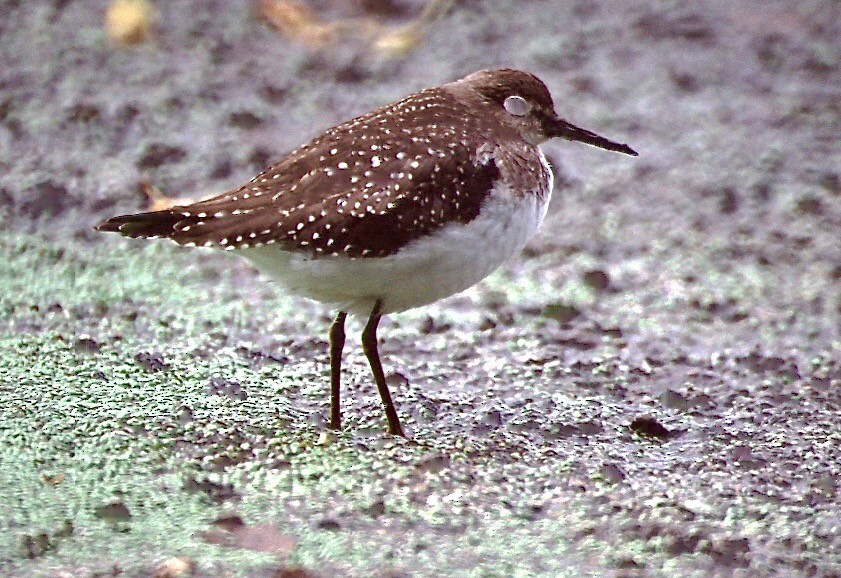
[95,210,192,239]
[95,207,281,249]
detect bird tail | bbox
[95,210,188,239]
[95,206,282,249]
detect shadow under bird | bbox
[97,68,638,437]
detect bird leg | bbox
[328,311,347,430]
[361,300,405,437]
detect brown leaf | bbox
[256,0,454,58]
[257,0,349,45]
[106,0,154,45]
[140,178,208,212]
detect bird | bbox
[96,68,638,437]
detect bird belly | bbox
[239,184,551,317]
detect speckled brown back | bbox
[98,70,557,258]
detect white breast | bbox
[240,171,552,317]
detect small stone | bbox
[153,557,196,578]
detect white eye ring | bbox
[503,95,529,116]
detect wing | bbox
[97,87,504,258]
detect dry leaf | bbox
[106,0,154,45]
[257,0,347,46]
[257,0,454,57]
[140,178,207,212]
[372,0,454,58]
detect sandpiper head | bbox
[455,68,638,156]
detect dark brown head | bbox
[449,68,638,156]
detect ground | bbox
[0,0,839,576]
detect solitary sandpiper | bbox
[97,68,638,437]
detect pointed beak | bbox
[545,114,638,156]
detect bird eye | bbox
[503,95,529,116]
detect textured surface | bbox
[1,0,840,576]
